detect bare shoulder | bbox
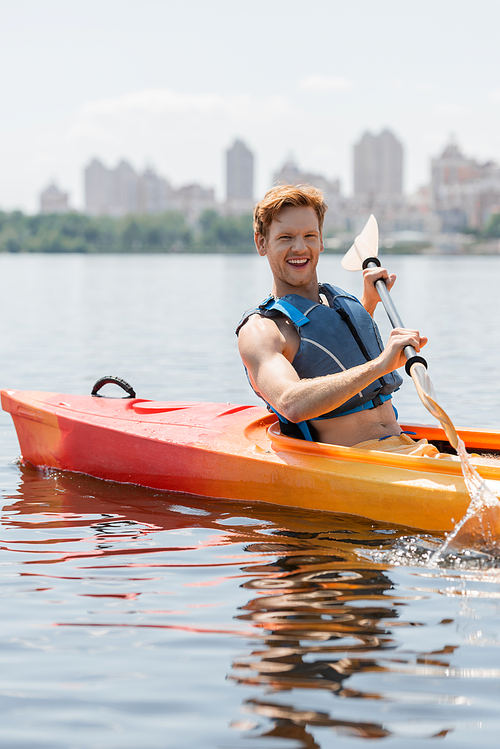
[238,314,284,354]
[238,313,299,362]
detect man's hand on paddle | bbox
[358,266,427,372]
[379,327,428,372]
[361,266,396,317]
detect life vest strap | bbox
[313,393,392,419]
[261,297,310,327]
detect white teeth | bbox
[288,259,308,264]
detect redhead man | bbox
[237,184,438,456]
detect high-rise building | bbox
[353,129,403,205]
[83,158,216,223]
[431,139,500,231]
[84,159,151,216]
[84,159,113,215]
[111,160,139,215]
[273,158,340,195]
[39,182,70,214]
[226,140,254,212]
[137,168,171,214]
[272,157,343,230]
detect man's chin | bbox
[281,276,316,291]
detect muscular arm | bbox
[238,314,426,424]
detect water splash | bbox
[432,438,500,561]
[364,440,500,570]
[409,362,500,559]
[366,534,498,570]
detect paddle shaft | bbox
[364,258,427,376]
[351,220,459,451]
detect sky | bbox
[2,0,500,213]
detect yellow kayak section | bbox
[2,388,500,532]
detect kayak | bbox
[2,386,500,532]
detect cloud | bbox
[436,103,466,116]
[299,75,352,92]
[490,90,500,102]
[74,88,292,125]
[63,88,299,200]
[414,82,434,94]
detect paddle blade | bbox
[341,214,379,271]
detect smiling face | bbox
[255,205,324,298]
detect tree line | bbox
[482,213,500,238]
[1,208,500,254]
[0,210,256,253]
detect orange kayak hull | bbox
[2,388,500,532]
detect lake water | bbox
[1,252,500,748]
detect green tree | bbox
[197,210,254,252]
[0,209,253,253]
[483,213,500,238]
[118,212,193,252]
[0,223,23,252]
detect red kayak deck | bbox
[3,389,500,532]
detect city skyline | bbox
[43,130,498,205]
[40,132,500,238]
[33,126,500,216]
[40,131,406,215]
[2,0,500,213]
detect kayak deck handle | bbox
[91,376,137,399]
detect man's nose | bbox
[291,235,306,251]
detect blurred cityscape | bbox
[39,131,500,252]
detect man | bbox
[237,184,438,456]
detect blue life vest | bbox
[237,283,402,440]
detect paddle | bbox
[341,215,459,451]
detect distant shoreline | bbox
[2,244,500,256]
[1,209,499,255]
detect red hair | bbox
[253,183,327,237]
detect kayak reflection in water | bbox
[230,527,454,744]
[237,183,437,454]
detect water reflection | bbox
[3,464,500,746]
[230,533,428,743]
[228,527,500,745]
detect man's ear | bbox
[255,232,267,256]
[319,233,324,253]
